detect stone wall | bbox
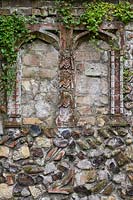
[124,24,133,127]
[0,1,133,200]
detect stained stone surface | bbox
[0,3,132,200]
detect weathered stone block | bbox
[22,66,39,78]
[22,80,31,92]
[23,118,43,125]
[23,54,40,67]
[77,116,96,126]
[35,136,51,148]
[76,75,101,95]
[75,51,101,62]
[85,63,108,77]
[48,7,56,15]
[0,184,13,200]
[0,146,9,158]
[29,185,45,199]
[13,144,30,160]
[75,170,96,185]
[39,69,57,79]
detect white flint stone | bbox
[35,101,51,118]
[0,184,13,199]
[29,185,44,199]
[77,159,92,169]
[35,137,51,148]
[44,162,57,175]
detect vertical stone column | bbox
[7,53,22,124]
[111,50,115,114]
[111,26,125,115]
[114,50,121,114]
[111,50,122,115]
[56,26,76,127]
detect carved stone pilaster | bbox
[56,50,76,127]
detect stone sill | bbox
[4,121,21,128]
[108,115,130,127]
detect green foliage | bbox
[56,0,132,36]
[0,15,28,64]
[81,2,116,35]
[0,15,29,99]
[114,2,133,24]
[123,68,133,95]
[55,0,80,28]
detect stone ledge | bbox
[108,115,130,127]
[4,121,21,128]
[23,118,43,125]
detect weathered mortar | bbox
[0,0,133,199]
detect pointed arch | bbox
[17,30,59,50]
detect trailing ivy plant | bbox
[56,0,132,36]
[0,14,29,102]
[55,0,80,28]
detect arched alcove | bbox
[75,38,111,125]
[7,30,59,127]
[20,39,59,126]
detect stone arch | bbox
[18,30,59,50]
[7,30,59,126]
[73,29,118,50]
[73,28,123,126]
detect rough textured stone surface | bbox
[13,144,30,160]
[35,136,51,148]
[0,120,3,135]
[0,184,13,199]
[0,2,132,200]
[29,185,45,198]
[0,146,9,158]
